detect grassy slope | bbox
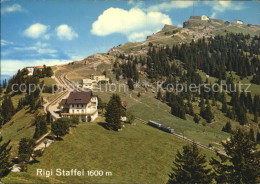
[1,108,35,156]
[3,117,215,183]
[127,90,229,149]
[1,76,55,156]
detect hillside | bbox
[2,118,215,183]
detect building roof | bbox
[60,99,68,106]
[35,66,44,69]
[65,91,93,104]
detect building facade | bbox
[26,67,34,76]
[235,19,243,24]
[83,74,109,89]
[60,91,98,122]
[201,15,209,21]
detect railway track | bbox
[135,117,216,153]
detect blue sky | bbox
[1,0,260,75]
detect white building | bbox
[89,74,109,83]
[235,19,243,25]
[26,67,34,76]
[82,79,97,89]
[83,74,109,89]
[60,91,98,122]
[201,15,209,21]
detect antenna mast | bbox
[193,1,194,16]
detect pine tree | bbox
[18,138,36,163]
[236,105,247,125]
[127,78,134,90]
[1,96,15,124]
[168,142,213,184]
[156,89,162,100]
[105,94,123,131]
[199,98,205,116]
[254,111,258,123]
[204,102,214,123]
[193,114,200,123]
[210,129,260,184]
[34,115,48,139]
[222,122,232,133]
[0,136,12,178]
[257,132,260,144]
[249,128,255,142]
[97,97,105,113]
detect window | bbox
[72,104,74,107]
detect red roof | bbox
[35,66,44,69]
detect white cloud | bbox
[128,0,143,8]
[2,59,71,75]
[91,8,172,42]
[206,1,245,19]
[212,1,244,12]
[24,23,50,39]
[147,1,194,12]
[1,40,14,46]
[56,24,78,40]
[9,42,57,58]
[2,4,24,14]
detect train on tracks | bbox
[148,120,174,134]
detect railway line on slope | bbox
[135,117,216,153]
[45,63,218,155]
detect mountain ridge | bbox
[106,16,260,57]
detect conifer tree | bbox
[222,122,232,133]
[18,138,36,163]
[168,142,213,184]
[127,78,134,90]
[97,97,105,113]
[254,111,258,123]
[33,115,47,139]
[210,129,260,184]
[249,128,255,142]
[236,105,247,125]
[105,94,123,131]
[257,132,260,144]
[193,114,200,123]
[0,136,12,178]
[199,98,205,116]
[156,89,162,100]
[203,101,214,123]
[1,96,15,124]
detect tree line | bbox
[168,128,260,184]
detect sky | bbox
[1,0,260,76]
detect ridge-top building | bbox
[60,91,98,122]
